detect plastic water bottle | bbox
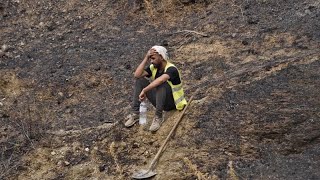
[139,101,147,125]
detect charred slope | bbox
[0,0,319,179]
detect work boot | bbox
[149,116,164,132]
[125,113,139,127]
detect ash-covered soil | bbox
[0,0,319,179]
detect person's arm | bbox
[134,49,156,78]
[139,74,170,101]
[134,56,149,78]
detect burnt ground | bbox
[0,0,319,179]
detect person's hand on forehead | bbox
[147,48,158,59]
[150,48,157,55]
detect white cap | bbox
[152,45,169,60]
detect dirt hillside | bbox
[1,0,319,179]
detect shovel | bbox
[132,93,196,179]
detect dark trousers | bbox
[132,78,176,118]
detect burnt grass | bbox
[193,61,320,179]
[1,0,320,179]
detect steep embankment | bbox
[1,0,319,179]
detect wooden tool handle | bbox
[149,92,196,169]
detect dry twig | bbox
[183,157,212,180]
[173,30,208,37]
[231,1,245,21]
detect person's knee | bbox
[156,83,171,97]
[158,81,170,88]
[156,83,166,92]
[135,77,149,86]
[158,82,171,90]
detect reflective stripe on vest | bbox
[172,85,182,93]
[149,62,187,110]
[174,94,185,105]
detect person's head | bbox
[150,51,163,69]
[150,45,168,69]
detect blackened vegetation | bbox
[0,91,50,178]
[0,0,319,179]
[193,61,320,179]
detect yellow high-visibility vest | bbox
[149,61,187,110]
